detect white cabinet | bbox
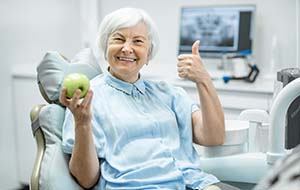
[169,78,274,119]
[217,90,272,119]
[180,81,273,119]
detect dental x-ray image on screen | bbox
[179,5,255,58]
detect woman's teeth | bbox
[118,57,137,61]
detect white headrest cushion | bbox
[37,48,102,103]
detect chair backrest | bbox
[30,48,102,190]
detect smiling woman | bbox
[58,7,236,190]
[97,7,159,61]
[106,22,150,83]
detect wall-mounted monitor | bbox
[178,5,256,58]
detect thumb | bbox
[192,40,200,56]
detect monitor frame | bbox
[178,5,256,58]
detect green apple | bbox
[63,73,90,99]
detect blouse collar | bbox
[104,70,146,96]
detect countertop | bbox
[11,63,275,94]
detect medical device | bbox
[221,51,259,83]
[277,68,300,149]
[222,64,259,83]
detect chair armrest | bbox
[30,104,46,190]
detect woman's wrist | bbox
[75,121,92,132]
[195,74,213,88]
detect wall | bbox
[0,0,82,188]
[97,0,298,76]
[0,0,298,188]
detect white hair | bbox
[96,7,159,60]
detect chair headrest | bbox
[37,48,102,104]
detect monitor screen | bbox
[178,5,256,57]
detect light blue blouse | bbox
[62,72,219,190]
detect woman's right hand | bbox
[59,87,94,125]
[60,87,100,188]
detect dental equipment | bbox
[199,71,300,187]
[222,64,259,83]
[277,68,300,149]
[267,76,300,164]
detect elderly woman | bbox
[60,7,239,190]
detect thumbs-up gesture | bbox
[177,40,210,84]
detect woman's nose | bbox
[121,42,133,54]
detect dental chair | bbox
[29,48,300,190]
[30,48,102,190]
[30,49,255,190]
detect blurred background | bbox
[0,0,299,189]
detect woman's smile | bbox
[116,56,137,64]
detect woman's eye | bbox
[134,39,144,44]
[112,37,124,42]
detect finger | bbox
[192,40,200,56]
[81,90,93,108]
[85,90,93,108]
[177,61,185,67]
[178,70,186,78]
[178,59,192,67]
[177,66,184,73]
[178,54,192,61]
[70,89,82,107]
[59,87,69,106]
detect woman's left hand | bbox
[177,40,225,146]
[177,40,211,84]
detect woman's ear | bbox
[104,49,108,61]
[146,52,151,65]
[147,44,153,61]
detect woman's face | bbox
[107,22,150,83]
